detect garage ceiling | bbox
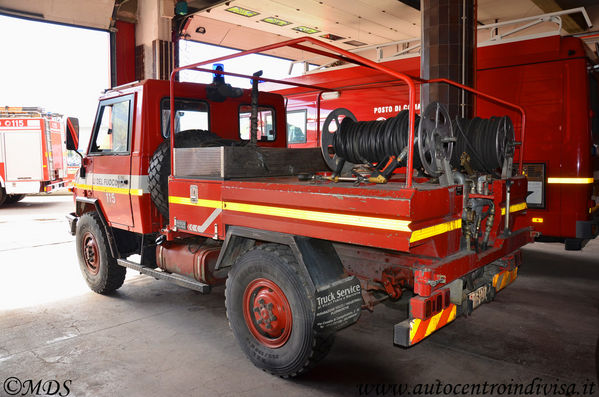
[182,0,599,53]
[1,0,598,60]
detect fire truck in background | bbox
[0,106,72,206]
[281,28,599,250]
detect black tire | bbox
[5,194,25,204]
[225,244,334,377]
[0,187,6,207]
[76,212,126,294]
[565,238,584,251]
[148,129,226,218]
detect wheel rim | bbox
[82,232,100,275]
[243,278,292,348]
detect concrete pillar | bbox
[135,0,174,80]
[420,0,476,119]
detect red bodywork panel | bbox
[277,36,599,240]
[167,173,529,296]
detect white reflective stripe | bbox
[129,174,149,192]
[75,172,148,194]
[197,208,222,233]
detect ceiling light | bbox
[225,6,259,17]
[292,26,320,34]
[262,17,291,26]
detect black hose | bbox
[332,110,421,166]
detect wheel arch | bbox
[75,197,119,258]
[216,226,347,292]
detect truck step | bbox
[116,259,211,294]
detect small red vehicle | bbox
[281,34,599,250]
[67,37,533,377]
[0,107,71,206]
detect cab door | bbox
[87,94,135,227]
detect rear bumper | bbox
[66,212,78,236]
[394,262,519,347]
[5,181,41,194]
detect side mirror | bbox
[65,117,80,151]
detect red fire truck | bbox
[0,107,71,206]
[281,34,599,250]
[67,37,533,377]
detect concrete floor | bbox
[0,196,597,397]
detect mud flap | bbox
[215,227,363,333]
[314,276,362,332]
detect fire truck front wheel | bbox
[225,244,334,377]
[76,212,126,294]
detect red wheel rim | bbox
[82,232,100,275]
[243,278,292,348]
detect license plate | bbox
[468,284,490,310]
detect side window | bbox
[287,109,307,144]
[239,105,275,141]
[90,98,131,154]
[161,98,209,138]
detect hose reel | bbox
[451,115,515,175]
[320,102,454,180]
[319,102,514,182]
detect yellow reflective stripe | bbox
[223,201,412,232]
[409,219,461,243]
[73,183,143,196]
[168,196,470,239]
[425,311,442,337]
[168,196,412,231]
[500,202,527,216]
[409,318,421,342]
[547,177,594,184]
[168,196,221,208]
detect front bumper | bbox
[66,212,78,236]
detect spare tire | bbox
[148,129,238,218]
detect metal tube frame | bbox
[169,36,526,187]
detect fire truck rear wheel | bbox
[5,194,25,204]
[0,188,6,207]
[225,244,334,378]
[76,212,126,294]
